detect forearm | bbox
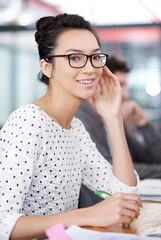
[104,115,136,186]
[10,209,89,240]
[10,193,142,239]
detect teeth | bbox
[78,80,93,84]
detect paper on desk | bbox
[138,179,161,202]
[147,229,161,237]
[66,225,161,240]
[131,202,161,236]
[139,195,161,201]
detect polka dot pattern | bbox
[0,104,138,239]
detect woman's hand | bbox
[93,67,122,119]
[87,193,142,227]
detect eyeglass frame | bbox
[44,53,108,68]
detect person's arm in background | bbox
[122,100,161,164]
[121,100,148,127]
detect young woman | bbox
[0,13,142,240]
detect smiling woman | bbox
[36,27,104,112]
[0,13,142,240]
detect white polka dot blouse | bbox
[0,104,139,239]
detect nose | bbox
[122,87,130,101]
[82,57,95,72]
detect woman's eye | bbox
[70,55,80,61]
[93,55,101,60]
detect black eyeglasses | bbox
[45,53,108,68]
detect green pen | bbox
[95,190,111,199]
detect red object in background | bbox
[97,26,161,43]
[26,0,61,15]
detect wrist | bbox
[102,114,123,126]
[80,205,98,227]
[68,207,92,227]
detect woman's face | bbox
[50,29,103,100]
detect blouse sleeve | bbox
[0,108,42,240]
[77,119,139,195]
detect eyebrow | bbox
[65,48,101,53]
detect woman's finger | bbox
[123,202,140,219]
[102,66,119,87]
[115,193,142,207]
[101,71,116,96]
[120,215,132,225]
[99,74,107,95]
[120,208,137,220]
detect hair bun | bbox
[35,16,55,44]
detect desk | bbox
[83,202,161,235]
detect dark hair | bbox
[35,13,100,85]
[106,55,131,74]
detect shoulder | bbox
[11,104,43,119]
[72,117,92,140]
[1,104,45,134]
[72,116,86,131]
[0,104,50,152]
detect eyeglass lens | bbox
[69,54,106,68]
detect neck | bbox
[33,90,82,130]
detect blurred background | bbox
[0,0,161,128]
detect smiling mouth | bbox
[77,79,94,84]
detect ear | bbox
[40,59,53,78]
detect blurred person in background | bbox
[77,55,161,208]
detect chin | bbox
[80,92,95,100]
[83,87,98,99]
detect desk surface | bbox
[83,202,161,235]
